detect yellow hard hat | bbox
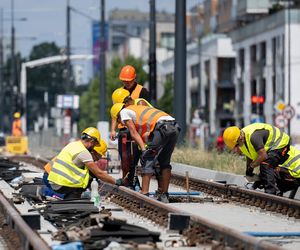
[223,126,241,150]
[14,112,21,119]
[110,103,124,119]
[119,65,136,81]
[112,88,130,104]
[81,127,101,145]
[94,139,107,157]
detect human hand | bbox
[115,178,124,186]
[110,131,116,140]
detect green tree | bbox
[27,42,66,130]
[79,56,147,130]
[157,78,174,115]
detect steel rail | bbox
[0,192,50,250]
[171,173,300,218]
[101,184,282,249]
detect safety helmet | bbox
[110,103,124,119]
[112,88,130,104]
[14,112,21,119]
[119,65,136,81]
[81,127,101,145]
[223,126,241,150]
[94,139,107,157]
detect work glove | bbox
[115,178,125,186]
[245,165,254,177]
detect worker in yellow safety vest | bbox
[46,127,123,199]
[110,103,180,203]
[223,123,291,195]
[12,112,23,136]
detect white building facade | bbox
[230,9,300,141]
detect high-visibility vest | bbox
[134,98,153,107]
[44,157,56,174]
[240,123,290,160]
[129,84,143,99]
[48,141,90,188]
[126,105,169,142]
[12,119,23,136]
[280,146,300,178]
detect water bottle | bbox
[90,178,100,207]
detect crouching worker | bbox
[110,103,180,203]
[43,127,124,200]
[223,123,290,195]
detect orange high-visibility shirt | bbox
[12,119,23,136]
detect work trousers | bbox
[260,145,290,194]
[142,121,180,174]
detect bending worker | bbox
[12,112,23,136]
[223,123,290,195]
[111,87,152,188]
[47,127,123,199]
[110,103,180,203]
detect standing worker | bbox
[223,123,290,195]
[47,127,123,199]
[110,65,150,188]
[12,112,23,136]
[110,103,180,203]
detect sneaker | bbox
[158,193,169,203]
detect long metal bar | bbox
[66,0,71,93]
[0,193,50,250]
[174,0,186,143]
[99,0,106,121]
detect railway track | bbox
[170,173,300,219]
[2,155,289,249]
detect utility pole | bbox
[0,8,3,131]
[99,0,106,121]
[149,0,157,105]
[174,0,186,143]
[66,0,71,92]
[287,2,291,135]
[11,0,16,105]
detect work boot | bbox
[158,192,169,203]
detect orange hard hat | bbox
[119,65,136,81]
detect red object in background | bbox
[216,129,225,152]
[96,159,108,171]
[251,95,265,104]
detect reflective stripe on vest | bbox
[240,123,289,160]
[126,105,169,142]
[134,98,153,107]
[280,146,300,178]
[48,141,90,188]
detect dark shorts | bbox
[142,121,180,174]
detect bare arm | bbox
[85,161,116,185]
[250,148,268,168]
[110,118,117,140]
[124,119,146,151]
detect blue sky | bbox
[1,0,200,82]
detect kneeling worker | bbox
[223,123,290,195]
[47,127,123,199]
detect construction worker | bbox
[46,127,123,199]
[223,123,290,195]
[110,103,180,203]
[12,112,23,136]
[111,88,152,188]
[110,65,150,141]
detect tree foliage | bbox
[157,78,174,115]
[27,42,65,129]
[79,56,147,130]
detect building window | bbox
[160,32,175,49]
[260,41,266,66]
[250,44,256,63]
[239,48,245,73]
[191,63,200,79]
